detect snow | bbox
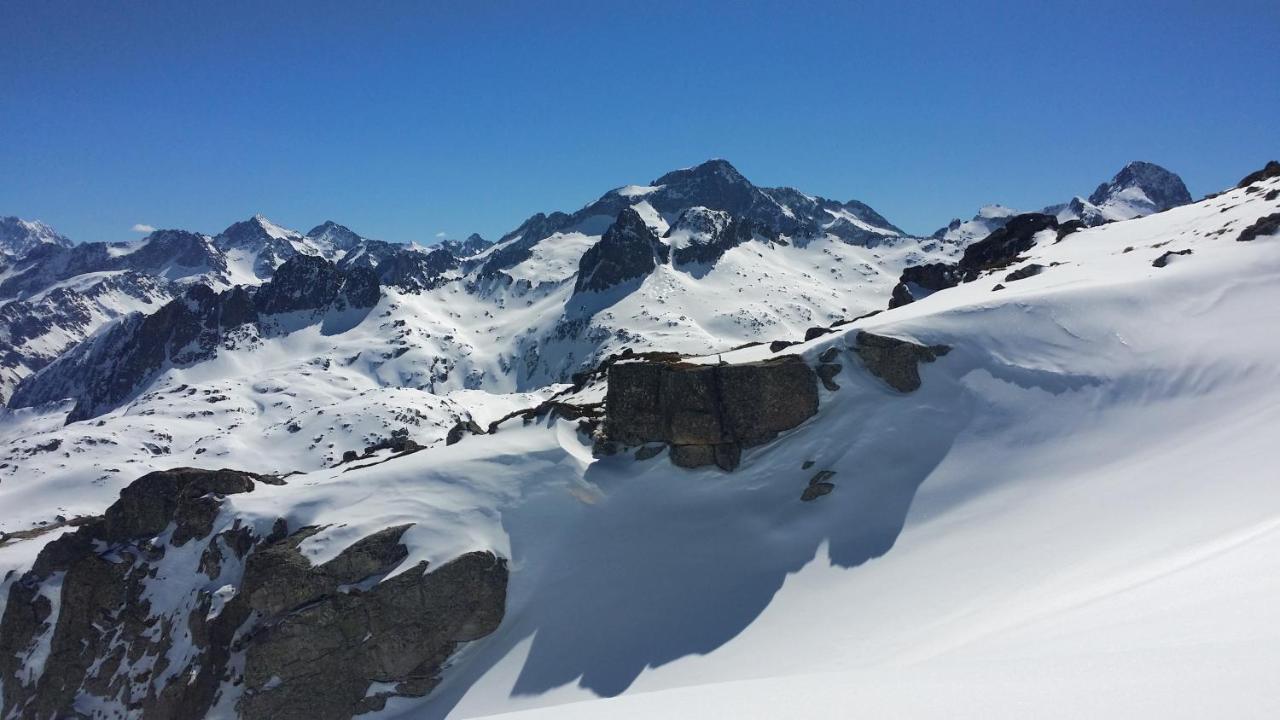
[616,185,662,198]
[0,172,1278,717]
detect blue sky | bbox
[3,0,1277,244]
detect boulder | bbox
[853,331,950,393]
[1152,249,1192,268]
[1237,213,1280,243]
[816,363,842,391]
[604,355,818,471]
[1004,263,1045,282]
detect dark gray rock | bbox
[1004,263,1045,282]
[1237,213,1280,243]
[574,208,668,294]
[1089,161,1192,213]
[240,551,507,720]
[853,331,950,393]
[816,363,842,391]
[1237,160,1280,188]
[0,467,509,720]
[0,468,259,720]
[801,482,835,501]
[1152,249,1193,267]
[604,355,818,470]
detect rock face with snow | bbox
[0,467,507,720]
[892,213,1059,307]
[1086,160,1192,217]
[574,209,669,294]
[934,162,1192,243]
[9,255,382,422]
[0,216,71,259]
[603,355,818,471]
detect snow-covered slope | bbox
[2,162,1278,719]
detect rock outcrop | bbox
[1236,213,1280,243]
[0,467,508,720]
[889,213,1058,307]
[852,331,950,393]
[603,355,818,471]
[1237,161,1280,188]
[574,208,669,294]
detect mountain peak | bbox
[1088,161,1191,212]
[653,158,749,188]
[0,216,73,258]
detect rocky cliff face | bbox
[0,216,72,260]
[0,468,507,720]
[574,208,669,294]
[603,355,818,471]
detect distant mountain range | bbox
[1,159,1192,410]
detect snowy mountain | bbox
[934,161,1193,243]
[1,159,1278,720]
[0,217,72,260]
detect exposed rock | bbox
[817,347,840,363]
[801,470,836,501]
[446,419,486,445]
[1004,263,1045,282]
[604,355,818,471]
[769,340,798,353]
[0,467,508,720]
[888,262,963,308]
[853,331,950,393]
[801,482,835,501]
[1152,249,1193,268]
[0,468,259,720]
[1236,213,1280,243]
[574,208,669,294]
[816,363,842,391]
[890,214,1057,308]
[1087,161,1192,214]
[1236,160,1280,188]
[958,213,1058,273]
[240,551,506,720]
[667,208,765,266]
[1055,219,1086,241]
[804,326,833,342]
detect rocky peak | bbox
[1088,161,1192,212]
[648,159,758,216]
[0,216,72,259]
[215,214,301,249]
[574,208,668,294]
[305,220,365,252]
[440,232,492,257]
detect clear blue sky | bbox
[3,0,1277,244]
